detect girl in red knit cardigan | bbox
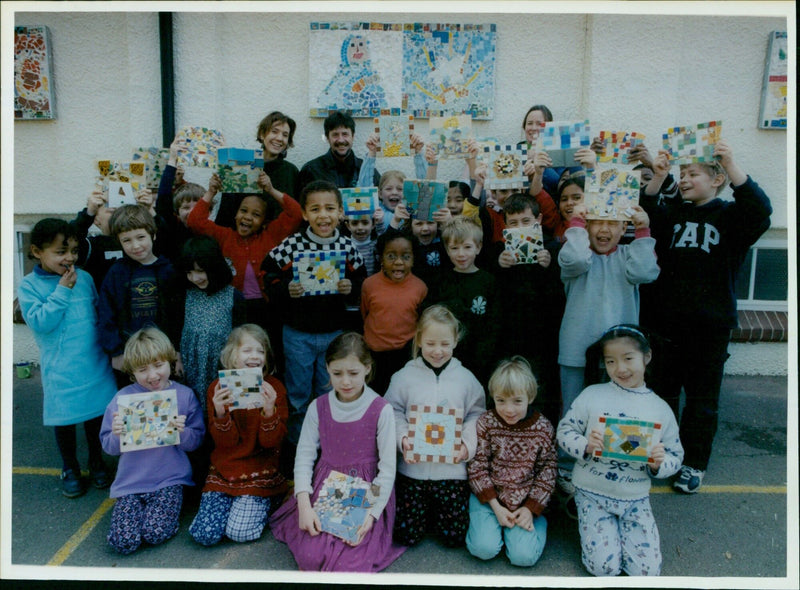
[189,324,288,545]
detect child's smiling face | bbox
[380,178,404,211]
[446,238,480,273]
[679,163,724,206]
[411,219,437,245]
[186,262,209,290]
[603,336,650,389]
[177,198,199,227]
[133,360,171,391]
[559,184,584,222]
[32,234,79,276]
[118,228,157,265]
[504,207,540,229]
[345,215,374,242]
[419,321,456,368]
[303,190,342,238]
[235,196,267,238]
[446,186,465,216]
[587,219,625,254]
[233,333,266,371]
[493,391,531,426]
[381,237,414,283]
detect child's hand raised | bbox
[575,147,597,170]
[257,170,274,194]
[288,281,305,298]
[87,190,107,216]
[537,248,552,268]
[259,380,277,418]
[498,249,517,268]
[590,135,604,155]
[58,265,77,289]
[111,412,126,436]
[212,382,234,418]
[168,137,188,165]
[648,442,665,473]
[571,203,588,221]
[628,204,650,229]
[136,189,155,209]
[206,173,222,197]
[465,138,481,160]
[628,145,654,170]
[652,149,671,178]
[410,133,425,154]
[336,278,352,296]
[393,202,410,221]
[432,207,452,224]
[474,162,488,184]
[713,139,746,185]
[585,428,604,456]
[373,206,385,226]
[424,143,438,165]
[365,133,380,157]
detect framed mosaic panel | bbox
[503,224,544,264]
[341,187,378,217]
[118,389,180,453]
[429,114,473,159]
[539,120,592,167]
[313,470,379,544]
[293,250,347,296]
[584,165,641,221]
[403,180,447,221]
[175,126,226,168]
[132,147,170,189]
[405,404,463,464]
[218,367,264,409]
[595,131,646,164]
[662,120,722,165]
[217,147,265,193]
[483,144,528,190]
[14,25,56,120]
[375,115,414,157]
[594,416,662,464]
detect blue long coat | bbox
[17,266,117,425]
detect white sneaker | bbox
[557,468,576,495]
[673,465,705,494]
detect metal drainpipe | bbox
[159,12,175,147]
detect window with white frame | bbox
[734,238,788,312]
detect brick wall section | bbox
[730,310,789,342]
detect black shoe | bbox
[60,469,86,498]
[89,464,111,489]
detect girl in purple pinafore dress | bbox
[270,333,405,572]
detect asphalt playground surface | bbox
[2,369,797,588]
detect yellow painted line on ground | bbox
[13,466,88,477]
[651,484,786,494]
[47,497,116,566]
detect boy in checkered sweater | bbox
[262,180,366,445]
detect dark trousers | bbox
[370,341,413,396]
[54,416,104,473]
[648,327,731,471]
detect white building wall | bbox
[7,6,792,373]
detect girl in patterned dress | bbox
[176,236,245,410]
[189,324,288,546]
[270,332,404,571]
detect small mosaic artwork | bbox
[218,367,263,409]
[118,390,180,453]
[14,26,56,119]
[539,120,592,167]
[594,416,661,464]
[217,147,265,193]
[313,470,379,543]
[375,115,414,157]
[342,187,378,217]
[132,147,170,189]
[662,121,722,165]
[405,404,463,464]
[596,131,647,164]
[483,144,528,190]
[175,126,226,168]
[585,165,641,221]
[403,180,447,221]
[429,114,474,159]
[96,160,146,206]
[503,224,544,264]
[293,250,347,296]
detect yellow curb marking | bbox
[651,485,786,494]
[47,497,116,566]
[13,467,89,477]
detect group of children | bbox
[17,107,772,576]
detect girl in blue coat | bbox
[17,218,118,498]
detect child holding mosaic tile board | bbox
[270,332,404,572]
[188,324,288,546]
[384,304,485,548]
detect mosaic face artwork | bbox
[375,115,414,157]
[118,390,180,452]
[217,147,265,193]
[293,250,347,296]
[585,166,641,221]
[132,147,170,189]
[594,416,662,464]
[403,180,447,221]
[662,120,722,165]
[14,26,56,119]
[596,131,647,164]
[539,120,592,166]
[313,470,379,543]
[218,367,264,409]
[503,224,544,264]
[429,115,474,159]
[341,187,378,217]
[483,144,528,190]
[405,405,464,464]
[309,22,496,119]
